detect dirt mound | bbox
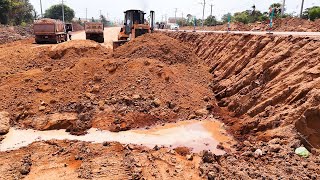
[166,32,320,149]
[72,22,84,31]
[0,34,212,135]
[113,33,198,64]
[48,40,107,59]
[0,25,33,44]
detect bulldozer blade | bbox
[113,40,128,49]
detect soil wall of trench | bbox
[164,32,320,149]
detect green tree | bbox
[221,13,234,23]
[176,18,187,26]
[269,3,282,17]
[44,4,75,22]
[0,0,10,24]
[204,15,217,26]
[302,6,320,21]
[11,0,34,25]
[0,0,34,25]
[234,11,250,24]
[100,15,110,26]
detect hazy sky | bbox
[30,0,320,21]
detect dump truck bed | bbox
[85,22,104,43]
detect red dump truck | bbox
[33,18,67,44]
[85,22,104,43]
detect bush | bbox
[303,6,320,21]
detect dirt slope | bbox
[165,32,320,150]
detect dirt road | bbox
[71,27,121,48]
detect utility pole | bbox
[100,10,102,22]
[300,0,305,18]
[201,0,206,27]
[40,0,43,18]
[210,4,214,26]
[61,0,65,22]
[165,14,167,24]
[86,8,88,22]
[181,12,184,27]
[281,0,286,17]
[175,8,178,24]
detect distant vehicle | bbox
[169,23,179,30]
[33,18,67,44]
[65,23,73,40]
[65,23,73,33]
[85,22,104,43]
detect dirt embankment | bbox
[0,34,212,135]
[181,17,320,32]
[165,32,320,150]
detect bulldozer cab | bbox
[124,10,145,35]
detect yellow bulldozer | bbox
[113,10,155,49]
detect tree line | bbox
[0,1,76,25]
[178,3,320,27]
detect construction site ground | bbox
[0,27,319,179]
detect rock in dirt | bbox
[208,171,216,180]
[195,108,209,116]
[38,106,46,111]
[0,111,10,135]
[254,149,263,157]
[202,151,218,163]
[268,144,281,153]
[186,154,194,161]
[20,163,31,175]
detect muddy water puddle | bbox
[0,119,234,154]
